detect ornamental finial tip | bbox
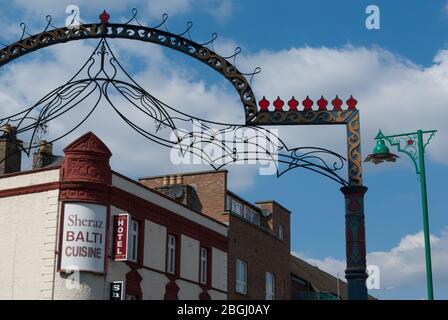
[100,10,110,24]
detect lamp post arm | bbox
[375,130,437,176]
[374,128,436,300]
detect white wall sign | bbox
[60,203,108,273]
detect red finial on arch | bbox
[302,96,313,111]
[346,95,358,110]
[273,97,285,111]
[317,96,328,111]
[259,96,270,111]
[288,96,299,111]
[100,10,110,24]
[331,95,343,110]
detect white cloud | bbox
[293,227,448,298]
[1,9,448,189]
[7,0,234,28]
[1,1,447,298]
[237,46,448,165]
[146,0,191,18]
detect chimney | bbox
[32,140,54,169]
[0,124,22,175]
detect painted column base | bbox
[341,185,368,300]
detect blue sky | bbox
[1,0,448,300]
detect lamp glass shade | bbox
[372,139,390,155]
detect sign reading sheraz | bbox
[113,214,129,261]
[59,203,108,273]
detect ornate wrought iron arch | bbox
[0,9,369,299]
[0,13,258,121]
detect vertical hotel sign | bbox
[59,203,108,273]
[113,214,129,261]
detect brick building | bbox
[0,130,227,299]
[0,127,364,300]
[140,171,291,300]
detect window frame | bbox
[266,272,275,300]
[236,259,247,295]
[231,199,243,216]
[278,224,284,241]
[199,247,209,285]
[167,234,177,275]
[128,218,139,263]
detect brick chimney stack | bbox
[32,140,54,169]
[0,124,22,175]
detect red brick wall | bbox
[139,171,228,223]
[256,201,290,245]
[140,172,292,300]
[227,215,291,300]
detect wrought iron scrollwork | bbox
[251,96,363,186]
[0,38,348,185]
[0,10,259,121]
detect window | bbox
[167,234,177,274]
[243,207,260,225]
[244,207,255,221]
[200,247,208,284]
[231,199,243,216]
[236,259,247,294]
[266,272,275,300]
[281,280,285,298]
[278,224,284,241]
[129,219,139,262]
[251,211,260,225]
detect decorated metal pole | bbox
[365,129,437,300]
[253,95,369,300]
[417,130,434,300]
[341,185,368,300]
[342,109,368,300]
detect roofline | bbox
[227,190,261,213]
[290,254,377,300]
[0,165,61,180]
[138,169,228,181]
[113,170,229,230]
[256,200,291,214]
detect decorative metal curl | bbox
[0,10,259,121]
[0,38,348,185]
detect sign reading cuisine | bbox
[59,203,108,273]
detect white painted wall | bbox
[144,220,167,271]
[140,269,169,300]
[208,289,227,300]
[180,235,199,282]
[0,187,60,300]
[53,271,106,300]
[0,169,59,189]
[177,279,202,300]
[0,170,228,300]
[212,248,228,293]
[112,174,227,236]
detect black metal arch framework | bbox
[0,20,258,121]
[0,11,350,186]
[0,10,368,300]
[0,37,349,185]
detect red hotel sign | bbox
[113,214,129,261]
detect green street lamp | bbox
[365,129,437,300]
